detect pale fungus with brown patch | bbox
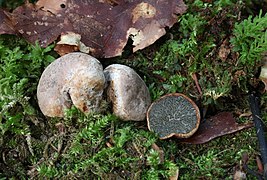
[104,64,151,121]
[37,52,106,117]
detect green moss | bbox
[230,10,267,66]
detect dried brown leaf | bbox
[54,32,90,56]
[180,112,253,144]
[0,0,187,58]
[0,9,16,34]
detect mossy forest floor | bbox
[0,0,267,179]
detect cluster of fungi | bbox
[37,52,201,140]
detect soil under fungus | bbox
[147,93,200,139]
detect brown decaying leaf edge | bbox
[180,112,253,144]
[0,0,187,58]
[0,9,16,34]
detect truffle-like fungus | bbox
[104,64,151,121]
[37,52,105,117]
[147,93,200,139]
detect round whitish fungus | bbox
[104,64,151,121]
[147,93,200,139]
[37,52,105,117]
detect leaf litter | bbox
[0,0,187,57]
[180,112,253,144]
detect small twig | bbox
[43,136,57,158]
[133,142,143,158]
[243,164,263,180]
[242,153,263,180]
[62,142,71,155]
[249,94,267,179]
[57,137,63,153]
[55,123,65,153]
[106,141,113,148]
[151,143,164,164]
[50,143,58,152]
[25,133,34,156]
[256,155,264,174]
[27,157,45,178]
[191,73,202,96]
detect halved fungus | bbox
[147,93,200,139]
[37,52,105,117]
[104,64,151,121]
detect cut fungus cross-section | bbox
[147,93,201,139]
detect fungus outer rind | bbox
[104,64,151,121]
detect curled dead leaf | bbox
[180,112,253,144]
[55,32,91,56]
